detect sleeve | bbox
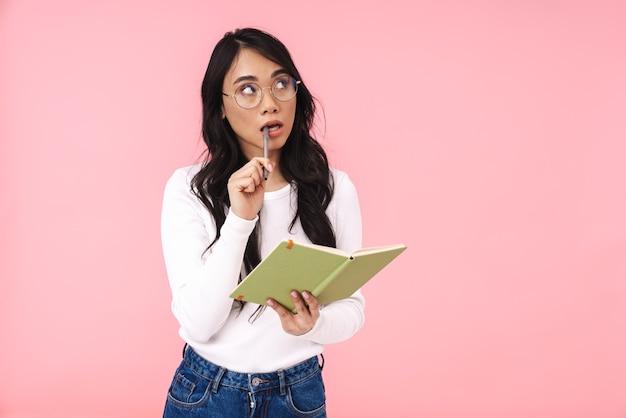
[161,168,257,342]
[300,170,366,344]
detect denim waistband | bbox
[182,345,323,395]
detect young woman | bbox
[161,27,365,417]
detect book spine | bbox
[310,258,351,297]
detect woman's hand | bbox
[227,157,273,220]
[267,291,321,336]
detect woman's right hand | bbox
[227,157,273,220]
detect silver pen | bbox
[263,126,269,180]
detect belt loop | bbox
[211,367,227,394]
[318,353,325,370]
[278,369,287,396]
[181,343,188,359]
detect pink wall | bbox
[2,1,625,417]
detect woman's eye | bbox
[239,84,258,96]
[274,78,289,90]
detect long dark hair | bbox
[192,28,336,285]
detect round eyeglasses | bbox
[222,76,301,109]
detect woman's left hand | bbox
[267,291,320,336]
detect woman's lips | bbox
[261,122,283,138]
[267,125,283,139]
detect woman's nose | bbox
[259,87,279,113]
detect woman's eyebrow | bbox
[232,69,289,85]
[232,75,258,85]
[271,69,289,78]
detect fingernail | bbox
[267,299,275,307]
[291,291,299,298]
[268,163,273,172]
[302,291,310,299]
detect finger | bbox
[230,176,258,193]
[302,292,321,321]
[267,298,292,317]
[267,297,316,336]
[232,163,265,187]
[290,290,311,315]
[262,160,274,176]
[250,157,273,179]
[302,291,320,313]
[247,169,263,188]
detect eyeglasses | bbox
[222,76,301,109]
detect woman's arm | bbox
[161,167,257,342]
[299,170,366,344]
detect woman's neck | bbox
[265,168,288,191]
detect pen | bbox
[263,126,269,180]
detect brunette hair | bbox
[192,28,336,287]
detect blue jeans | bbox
[163,345,327,417]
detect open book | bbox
[229,239,407,312]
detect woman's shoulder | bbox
[167,163,204,187]
[330,167,355,189]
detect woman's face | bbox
[221,48,297,161]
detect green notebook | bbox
[229,239,407,312]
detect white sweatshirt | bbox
[161,164,365,373]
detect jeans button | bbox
[252,377,261,386]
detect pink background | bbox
[2,1,625,417]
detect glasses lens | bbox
[271,76,298,102]
[235,83,262,109]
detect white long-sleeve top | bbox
[161,164,365,373]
